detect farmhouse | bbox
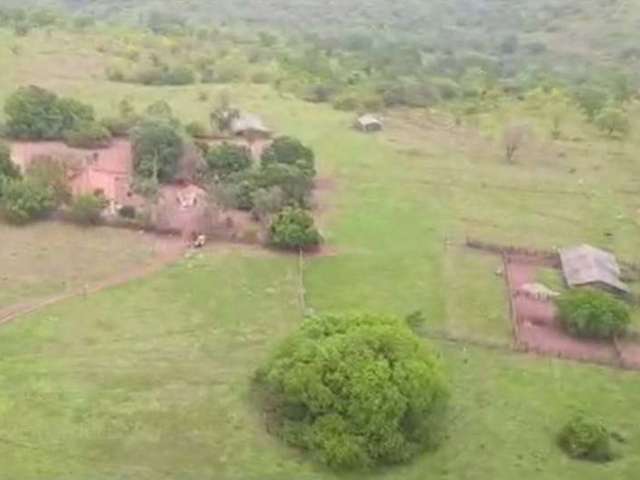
[355,114,383,132]
[231,114,271,139]
[559,244,629,294]
[10,140,143,210]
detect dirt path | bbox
[0,237,186,327]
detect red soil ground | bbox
[505,254,640,369]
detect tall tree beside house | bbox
[131,119,184,183]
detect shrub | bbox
[25,156,71,206]
[0,178,56,224]
[255,163,313,207]
[162,66,196,86]
[0,142,20,180]
[118,205,136,219]
[100,115,139,137]
[268,206,321,250]
[131,119,184,183]
[333,95,359,111]
[185,121,208,138]
[64,121,112,148]
[251,186,285,222]
[255,312,448,470]
[574,86,609,121]
[556,290,630,340]
[213,173,257,211]
[557,414,614,462]
[68,194,107,225]
[261,136,315,176]
[251,70,271,84]
[594,107,630,138]
[206,143,252,179]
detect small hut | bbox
[355,114,383,133]
[230,114,271,141]
[559,244,629,294]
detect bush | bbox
[0,178,56,224]
[206,143,252,179]
[594,107,630,138]
[255,312,448,470]
[574,86,609,121]
[213,173,257,211]
[251,70,271,84]
[261,136,315,176]
[185,121,208,138]
[118,205,136,219]
[268,206,321,250]
[64,121,112,148]
[162,66,196,86]
[68,194,107,225]
[333,95,359,111]
[556,290,630,340]
[0,142,20,180]
[131,119,184,183]
[255,163,313,207]
[100,115,139,137]
[557,414,614,462]
[25,156,71,206]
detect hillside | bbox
[6,0,640,80]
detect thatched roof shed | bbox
[355,114,383,132]
[559,245,629,293]
[230,114,271,138]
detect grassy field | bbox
[0,29,640,479]
[0,222,174,310]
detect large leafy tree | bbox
[4,86,94,140]
[256,312,449,470]
[268,206,321,250]
[131,119,184,183]
[261,136,316,176]
[205,143,251,179]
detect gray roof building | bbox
[230,114,271,137]
[559,244,629,293]
[355,114,383,132]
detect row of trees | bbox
[4,86,112,147]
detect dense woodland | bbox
[5,0,640,83]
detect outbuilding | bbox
[355,114,383,133]
[230,114,271,140]
[559,244,629,294]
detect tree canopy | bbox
[255,312,448,470]
[268,206,321,250]
[131,119,184,183]
[4,86,94,140]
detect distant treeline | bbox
[1,1,638,118]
